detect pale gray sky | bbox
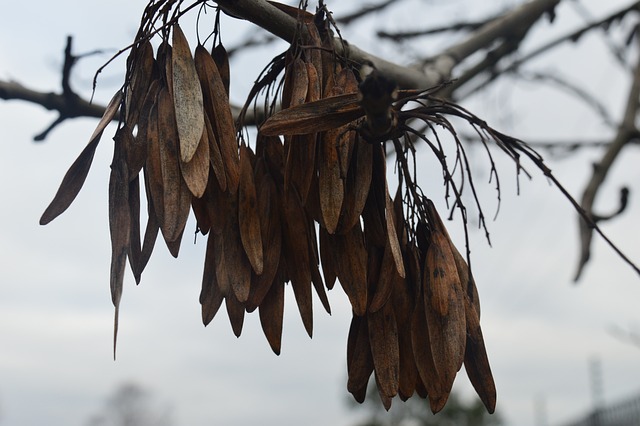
[1,1,640,426]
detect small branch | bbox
[378,15,496,41]
[574,39,640,281]
[336,0,398,25]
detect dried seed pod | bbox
[40,90,123,225]
[410,288,441,401]
[238,144,264,275]
[211,43,230,97]
[369,243,397,313]
[125,40,154,125]
[201,232,225,326]
[225,290,245,338]
[246,160,282,310]
[108,138,131,358]
[367,300,400,400]
[220,190,252,304]
[194,44,240,193]
[139,168,160,275]
[280,186,314,337]
[258,278,285,355]
[318,226,337,290]
[204,113,227,192]
[463,294,497,413]
[127,176,142,284]
[156,87,192,247]
[423,201,466,410]
[347,314,374,403]
[180,121,210,198]
[332,222,368,316]
[336,136,372,234]
[172,23,205,163]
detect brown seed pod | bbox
[211,43,230,97]
[280,185,314,337]
[336,136,372,234]
[463,294,497,413]
[220,190,252,304]
[40,90,123,225]
[180,120,210,198]
[127,176,142,284]
[108,138,131,359]
[346,314,374,403]
[367,299,400,400]
[225,291,245,338]
[125,40,154,126]
[238,144,264,275]
[172,24,204,164]
[201,232,225,326]
[332,222,368,316]
[258,278,285,355]
[156,87,192,247]
[246,160,282,310]
[194,44,240,193]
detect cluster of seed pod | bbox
[40,2,495,417]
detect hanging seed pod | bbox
[211,43,230,97]
[108,136,131,359]
[367,299,400,401]
[225,290,245,338]
[238,144,264,275]
[127,175,142,284]
[156,87,192,248]
[332,222,368,316]
[280,185,314,337]
[246,160,282,310]
[258,278,285,355]
[423,201,467,411]
[180,122,210,198]
[220,190,252,304]
[336,136,372,234]
[464,300,497,414]
[194,44,240,193]
[125,40,154,125]
[319,225,337,290]
[40,91,123,225]
[346,314,374,403]
[201,232,225,326]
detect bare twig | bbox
[574,40,640,281]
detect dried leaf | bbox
[40,91,123,225]
[238,145,264,275]
[172,24,204,163]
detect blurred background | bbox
[1,1,639,425]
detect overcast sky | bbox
[1,1,640,426]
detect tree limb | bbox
[574,39,640,281]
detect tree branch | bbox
[574,39,640,281]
